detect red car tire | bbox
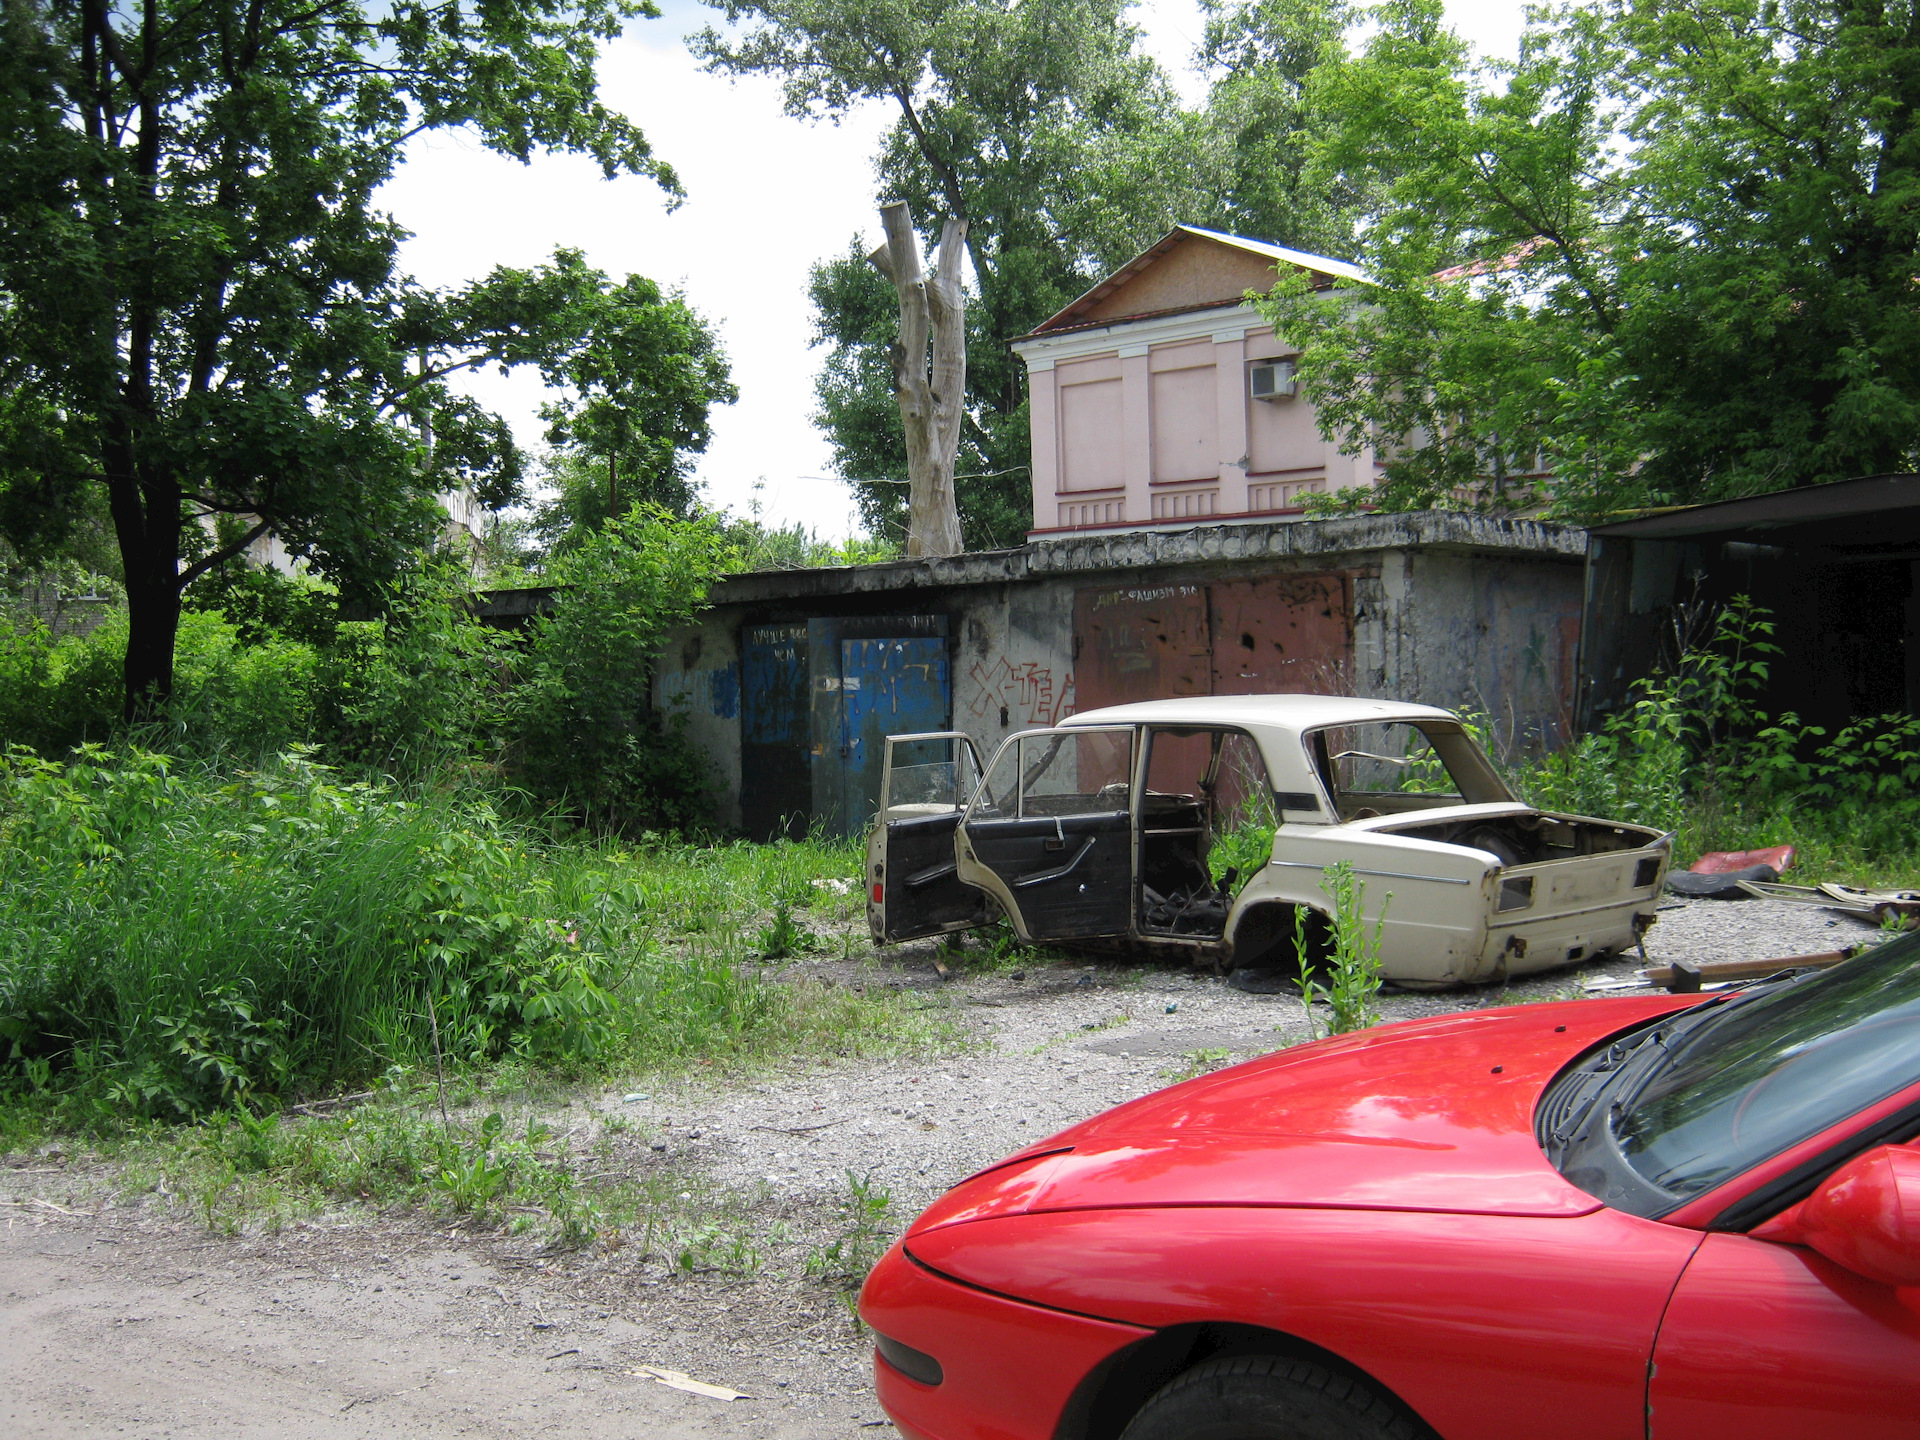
[1120,1355,1428,1440]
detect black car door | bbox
[871,732,991,942]
[958,726,1136,941]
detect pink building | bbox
[1013,226,1378,537]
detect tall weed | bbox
[0,749,889,1118]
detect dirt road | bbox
[0,896,1867,1438]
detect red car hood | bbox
[911,995,1695,1234]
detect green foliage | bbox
[0,750,930,1121]
[1209,820,1278,887]
[1259,0,1920,519]
[1508,596,1920,883]
[324,566,511,777]
[755,899,820,960]
[723,513,901,571]
[713,0,1344,548]
[0,608,322,760]
[533,275,738,531]
[804,1169,895,1292]
[1303,859,1388,1035]
[501,507,732,832]
[0,0,725,713]
[1198,0,1370,253]
[1520,597,1781,832]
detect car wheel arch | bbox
[1228,901,1333,971]
[1053,1321,1439,1440]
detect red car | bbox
[860,936,1920,1440]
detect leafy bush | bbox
[1514,596,1920,879]
[0,749,759,1116]
[500,506,731,831]
[322,565,508,776]
[0,608,320,759]
[1297,860,1388,1037]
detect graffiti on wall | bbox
[655,662,741,720]
[965,656,1075,728]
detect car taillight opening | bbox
[874,1332,943,1386]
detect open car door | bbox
[958,726,1137,942]
[868,732,991,943]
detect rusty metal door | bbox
[1072,584,1213,712]
[1208,575,1353,695]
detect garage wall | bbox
[645,515,1588,835]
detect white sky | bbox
[377,0,1529,540]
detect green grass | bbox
[0,749,943,1135]
[18,1088,788,1258]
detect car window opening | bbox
[1138,727,1277,939]
[1305,721,1511,822]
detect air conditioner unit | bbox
[1250,361,1298,401]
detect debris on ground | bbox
[1666,862,1780,898]
[1739,880,1920,927]
[1639,947,1861,992]
[631,1366,752,1401]
[1689,846,1796,875]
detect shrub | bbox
[0,608,320,760]
[0,748,760,1115]
[500,506,731,832]
[321,565,509,776]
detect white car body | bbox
[865,695,1669,989]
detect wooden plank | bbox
[1640,949,1856,987]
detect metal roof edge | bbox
[1591,473,1920,539]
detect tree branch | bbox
[175,519,272,590]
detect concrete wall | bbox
[654,614,744,822]
[649,513,1588,834]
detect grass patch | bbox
[0,749,941,1138]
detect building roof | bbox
[1024,226,1369,338]
[1591,474,1920,543]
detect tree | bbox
[869,202,967,557]
[534,274,736,540]
[0,0,709,717]
[1257,0,1920,519]
[1197,0,1368,254]
[697,0,1214,548]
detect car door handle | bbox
[905,861,958,889]
[1014,836,1096,888]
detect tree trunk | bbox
[870,202,967,558]
[103,436,185,722]
[122,566,183,723]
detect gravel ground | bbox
[1,893,1889,1438]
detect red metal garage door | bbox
[1071,574,1354,713]
[1072,584,1213,712]
[1208,574,1352,696]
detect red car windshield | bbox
[1544,932,1920,1217]
[1613,936,1920,1201]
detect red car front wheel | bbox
[1121,1354,1429,1440]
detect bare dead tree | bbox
[869,201,967,557]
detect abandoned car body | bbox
[866,695,1671,988]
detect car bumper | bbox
[860,1239,1153,1440]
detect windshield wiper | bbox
[1604,977,1802,1119]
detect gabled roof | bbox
[1024,226,1370,338]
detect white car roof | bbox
[1059,694,1461,735]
